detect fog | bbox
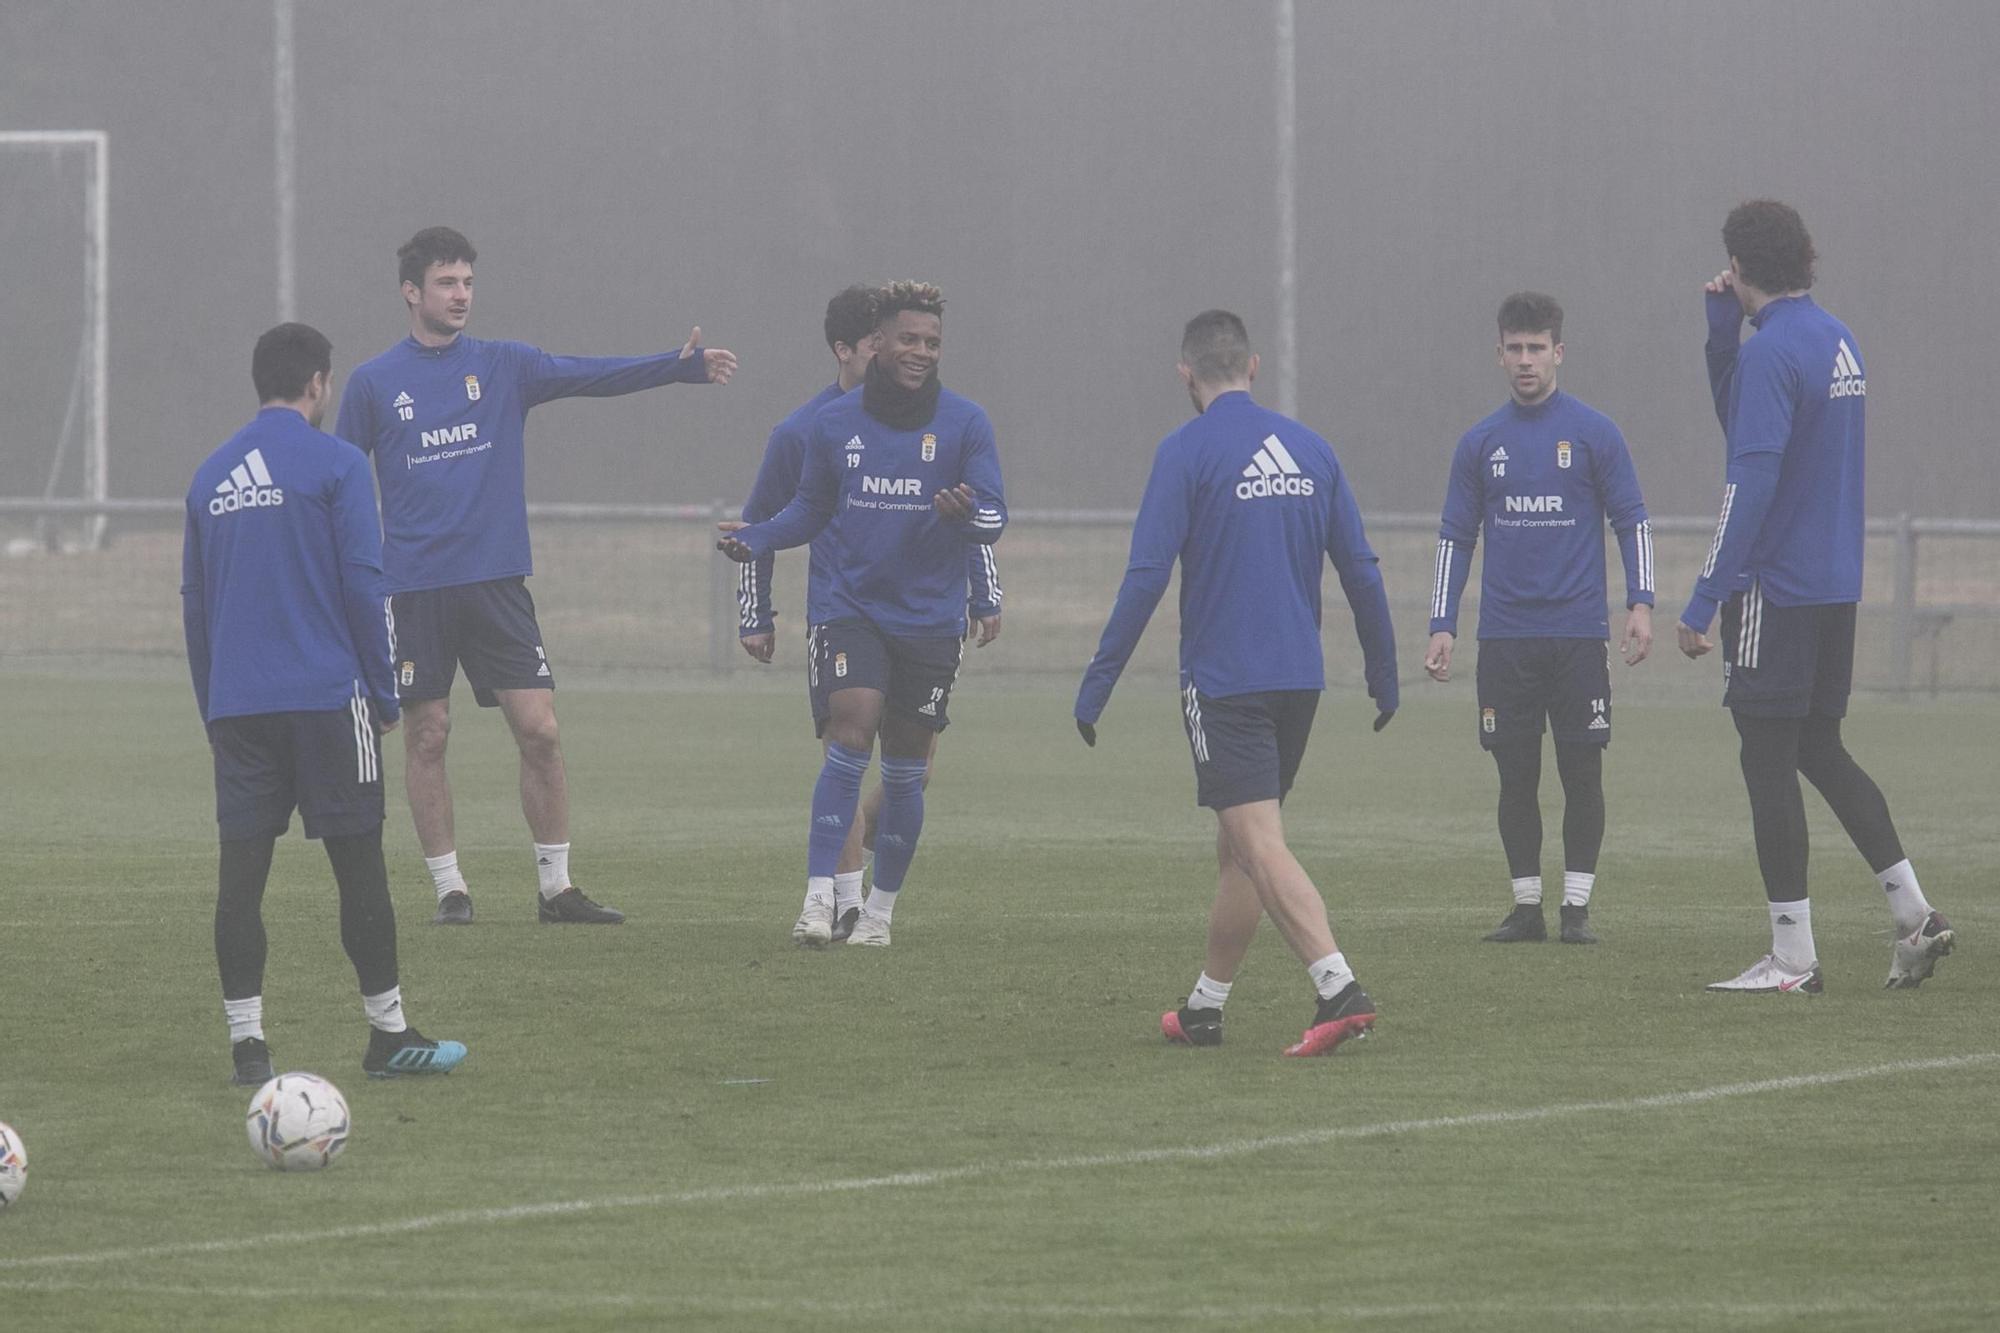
[4,0,1997,520]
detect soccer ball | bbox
[245,1073,350,1172]
[0,1120,25,1208]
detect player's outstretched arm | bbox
[518,327,737,406]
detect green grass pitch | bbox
[2,676,1996,1331]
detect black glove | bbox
[1076,719,1097,747]
[1373,710,1395,733]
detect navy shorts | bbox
[389,576,552,708]
[1720,589,1855,719]
[210,700,385,841]
[1181,685,1319,810]
[1475,637,1611,750]
[808,619,963,735]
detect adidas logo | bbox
[918,700,938,716]
[844,435,865,451]
[1775,914,1797,926]
[1830,339,1865,399]
[1489,446,1510,462]
[393,391,413,408]
[1587,715,1609,730]
[1236,435,1316,499]
[208,448,285,516]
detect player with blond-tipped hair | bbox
[719,282,1007,948]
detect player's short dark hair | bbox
[824,285,878,351]
[1179,309,1253,385]
[397,226,477,289]
[1497,292,1563,342]
[1723,200,1816,293]
[252,322,332,403]
[874,280,945,329]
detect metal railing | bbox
[4,498,1997,694]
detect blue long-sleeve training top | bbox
[728,385,1006,638]
[1075,390,1398,724]
[335,333,709,593]
[1429,390,1653,640]
[1682,293,1867,632]
[737,384,1000,635]
[182,406,400,725]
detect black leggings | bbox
[1492,740,1605,881]
[1733,713,1904,902]
[215,827,400,1001]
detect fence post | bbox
[1890,511,1916,695]
[708,499,734,675]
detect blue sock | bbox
[871,756,927,897]
[808,743,870,878]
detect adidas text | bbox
[1237,435,1314,500]
[1236,475,1315,499]
[209,486,284,516]
[210,448,284,515]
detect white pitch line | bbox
[0,1277,1993,1325]
[2,1051,1993,1275]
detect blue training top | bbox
[1683,292,1868,631]
[336,333,709,593]
[730,384,1007,638]
[1430,390,1654,641]
[737,383,1000,635]
[181,406,399,724]
[1075,390,1398,723]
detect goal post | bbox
[0,131,107,551]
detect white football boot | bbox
[1706,953,1823,995]
[846,911,892,948]
[791,894,833,949]
[1886,910,1955,989]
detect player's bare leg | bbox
[1164,823,1263,1047]
[1215,799,1375,1056]
[497,688,621,923]
[403,698,475,925]
[403,698,456,857]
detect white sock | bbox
[1511,876,1543,906]
[1877,859,1931,935]
[863,886,898,922]
[1562,871,1595,908]
[425,851,468,904]
[224,995,264,1045]
[1768,899,1816,971]
[1307,950,1355,1001]
[534,842,570,900]
[362,986,409,1035]
[832,870,865,914]
[803,874,835,907]
[1188,972,1232,1012]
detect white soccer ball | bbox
[0,1120,26,1208]
[245,1073,350,1172]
